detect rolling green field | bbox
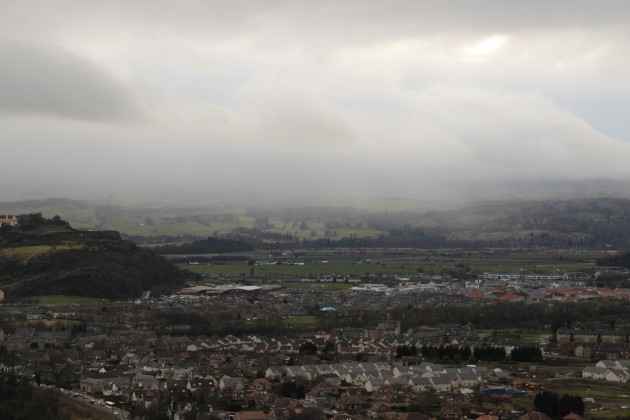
[176,248,603,278]
[1,202,386,240]
[246,315,318,329]
[4,198,630,254]
[0,244,84,259]
[181,260,424,277]
[8,295,104,305]
[30,295,104,304]
[102,215,256,237]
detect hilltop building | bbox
[0,215,19,226]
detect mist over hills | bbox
[3,180,630,249]
[5,179,630,210]
[2,180,630,299]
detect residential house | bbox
[582,366,608,380]
[574,345,592,359]
[252,378,273,392]
[408,377,432,393]
[80,372,132,394]
[604,369,629,383]
[431,376,453,393]
[364,379,385,393]
[367,402,396,418]
[133,373,159,389]
[336,394,370,411]
[265,366,284,380]
[439,403,464,420]
[187,376,216,393]
[219,375,244,390]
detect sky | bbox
[1,1,630,204]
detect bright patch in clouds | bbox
[464,35,508,56]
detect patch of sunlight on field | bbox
[0,244,81,259]
[0,245,53,256]
[32,295,104,304]
[591,408,630,419]
[265,218,384,241]
[102,215,256,237]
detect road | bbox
[49,385,129,419]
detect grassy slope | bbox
[0,228,186,300]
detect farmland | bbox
[173,247,605,278]
[5,197,630,251]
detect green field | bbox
[246,315,318,329]
[0,244,84,259]
[26,295,104,304]
[103,216,255,237]
[591,408,630,419]
[181,260,423,277]
[175,248,603,278]
[0,201,393,241]
[544,379,630,419]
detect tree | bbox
[323,340,336,354]
[534,391,559,418]
[274,381,305,399]
[395,344,418,358]
[299,341,317,355]
[511,346,542,362]
[559,394,585,416]
[0,373,63,419]
[473,345,506,362]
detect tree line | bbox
[534,390,585,418]
[0,371,66,419]
[395,344,541,363]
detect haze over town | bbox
[2,1,630,204]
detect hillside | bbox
[0,215,186,300]
[2,195,630,249]
[403,197,630,248]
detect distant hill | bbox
[0,215,186,300]
[2,193,630,250]
[361,197,630,248]
[154,236,255,255]
[596,252,630,268]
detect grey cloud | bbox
[243,91,357,149]
[0,40,139,121]
[4,1,630,49]
[1,1,630,204]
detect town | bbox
[3,0,630,418]
[3,264,630,420]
